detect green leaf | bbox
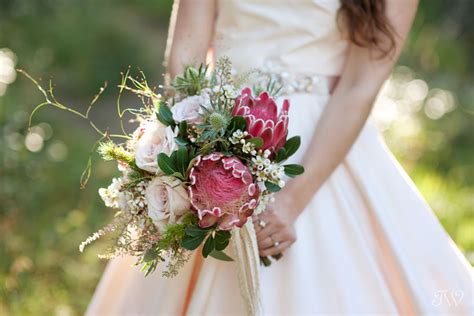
[283,136,301,159]
[284,164,305,177]
[171,171,186,181]
[176,146,189,175]
[209,250,234,262]
[143,246,159,262]
[215,237,230,251]
[175,137,189,146]
[247,137,264,148]
[187,156,198,171]
[275,147,287,163]
[215,230,231,251]
[265,181,282,193]
[185,225,210,237]
[215,238,230,251]
[215,230,231,240]
[157,104,174,126]
[178,121,188,137]
[202,235,216,258]
[157,153,176,175]
[181,234,206,251]
[229,116,247,133]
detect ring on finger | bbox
[269,235,279,248]
[258,219,267,228]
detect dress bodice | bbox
[213,0,348,76]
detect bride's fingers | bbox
[260,241,292,257]
[258,236,275,249]
[258,232,285,250]
[256,222,278,240]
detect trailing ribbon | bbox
[232,220,262,316]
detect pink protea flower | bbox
[188,152,259,230]
[233,87,290,152]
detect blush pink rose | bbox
[233,87,289,152]
[146,176,190,232]
[134,121,176,173]
[171,94,209,124]
[188,152,259,230]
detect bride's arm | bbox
[168,0,216,78]
[282,0,419,219]
[256,0,419,256]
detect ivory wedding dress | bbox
[87,1,474,315]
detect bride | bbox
[87,0,474,315]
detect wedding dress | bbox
[87,1,474,315]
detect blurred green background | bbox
[0,1,473,315]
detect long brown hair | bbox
[338,0,396,56]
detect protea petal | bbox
[258,91,269,102]
[233,88,290,152]
[189,153,260,230]
[275,131,288,149]
[234,107,247,116]
[264,120,275,129]
[248,183,256,196]
[282,99,290,113]
[218,214,240,230]
[241,87,252,98]
[249,119,265,137]
[260,128,274,150]
[199,214,218,228]
[273,120,286,145]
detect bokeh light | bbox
[0,48,17,96]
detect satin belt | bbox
[248,67,333,96]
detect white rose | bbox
[171,94,209,124]
[145,176,190,231]
[134,121,176,173]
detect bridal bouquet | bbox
[23,57,304,277]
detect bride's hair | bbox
[338,0,396,56]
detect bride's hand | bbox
[253,195,298,257]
